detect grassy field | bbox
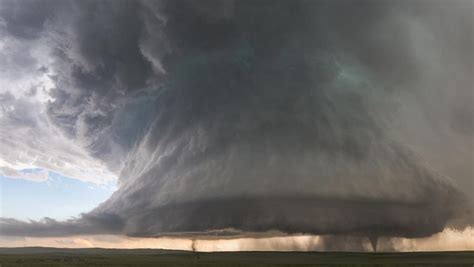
[0,247,473,267]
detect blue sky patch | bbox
[0,170,116,220]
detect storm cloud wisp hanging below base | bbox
[0,0,472,242]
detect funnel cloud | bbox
[0,0,472,247]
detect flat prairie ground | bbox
[0,247,472,267]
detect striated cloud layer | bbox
[0,0,472,244]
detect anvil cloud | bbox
[0,0,472,246]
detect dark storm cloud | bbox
[0,0,472,241]
[0,0,58,39]
[0,213,123,237]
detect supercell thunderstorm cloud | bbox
[0,0,473,248]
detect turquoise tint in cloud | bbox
[0,170,115,220]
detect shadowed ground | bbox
[0,247,473,266]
